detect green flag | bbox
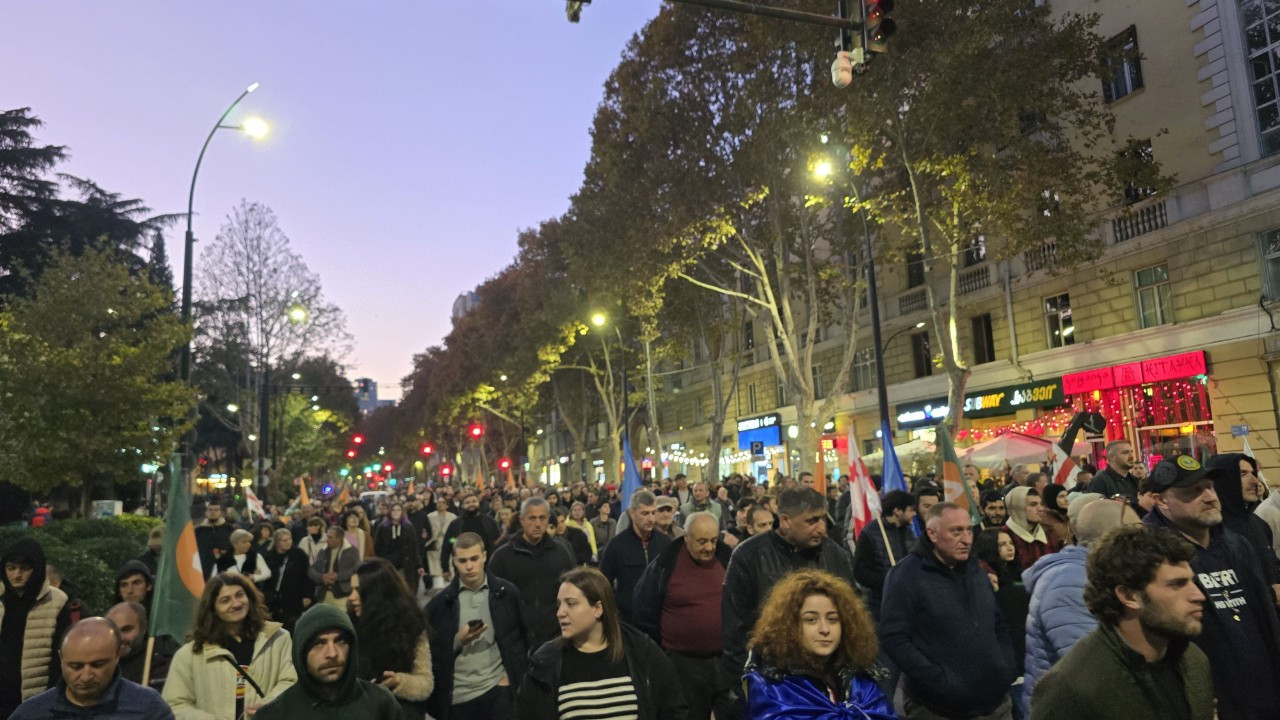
[150,454,204,641]
[935,421,982,525]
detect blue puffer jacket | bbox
[743,653,897,720]
[1019,545,1095,715]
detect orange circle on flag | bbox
[175,523,205,597]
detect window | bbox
[776,378,788,407]
[1260,229,1280,299]
[747,382,757,413]
[911,332,933,378]
[1242,0,1280,154]
[694,396,705,424]
[743,321,755,350]
[906,250,926,288]
[1134,265,1172,328]
[812,365,824,400]
[1101,26,1143,103]
[1118,140,1157,205]
[1044,293,1075,348]
[851,348,876,391]
[964,236,987,267]
[972,314,996,364]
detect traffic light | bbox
[338,468,349,477]
[420,443,434,456]
[388,477,398,487]
[467,423,485,440]
[352,434,365,445]
[440,464,453,477]
[861,0,896,56]
[345,449,357,459]
[383,462,394,473]
[497,457,512,471]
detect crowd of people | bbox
[2,440,1279,719]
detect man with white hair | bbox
[633,513,734,720]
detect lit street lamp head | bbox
[246,82,260,93]
[591,312,607,327]
[287,304,308,324]
[241,116,270,139]
[813,159,834,179]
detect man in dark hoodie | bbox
[1144,456,1280,720]
[255,603,403,720]
[1204,452,1280,586]
[441,490,501,580]
[112,560,154,611]
[1,537,72,718]
[880,502,1017,720]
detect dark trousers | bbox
[452,683,512,720]
[669,651,737,720]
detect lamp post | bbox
[591,313,628,483]
[178,82,267,482]
[881,321,927,357]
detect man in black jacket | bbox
[426,532,528,720]
[1144,456,1280,720]
[721,487,855,686]
[441,491,502,581]
[1090,440,1139,511]
[633,513,734,720]
[599,490,672,624]
[852,489,916,619]
[487,498,576,645]
[879,502,1017,720]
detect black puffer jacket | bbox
[878,536,1017,717]
[1205,452,1280,585]
[425,573,529,720]
[487,534,576,645]
[516,623,688,720]
[632,536,732,642]
[721,530,855,676]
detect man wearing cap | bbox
[1144,455,1280,720]
[254,604,401,719]
[654,495,686,538]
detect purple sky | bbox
[3,1,662,400]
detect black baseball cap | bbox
[1148,456,1213,491]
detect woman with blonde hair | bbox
[563,501,598,562]
[163,572,296,719]
[744,569,894,720]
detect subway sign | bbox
[963,377,1065,419]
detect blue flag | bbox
[880,419,908,495]
[619,434,644,511]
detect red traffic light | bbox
[467,423,484,439]
[497,457,512,471]
[345,449,357,459]
[440,464,453,476]
[352,434,365,445]
[420,443,434,456]
[383,462,394,472]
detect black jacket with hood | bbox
[0,537,72,718]
[516,623,688,720]
[255,603,404,720]
[878,534,1017,717]
[1205,452,1280,585]
[631,535,733,643]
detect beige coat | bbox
[389,633,434,702]
[162,622,296,720]
[0,581,68,701]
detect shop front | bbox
[736,412,785,484]
[1061,350,1215,464]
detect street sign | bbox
[1231,424,1250,437]
[750,440,765,456]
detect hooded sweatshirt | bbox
[0,537,70,717]
[1205,453,1280,585]
[1005,487,1050,572]
[254,604,402,720]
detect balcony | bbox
[1112,198,1168,243]
[1024,242,1059,272]
[957,265,990,295]
[899,287,928,315]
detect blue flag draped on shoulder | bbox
[619,435,644,512]
[150,456,205,642]
[880,419,908,495]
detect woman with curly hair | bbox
[162,572,296,719]
[744,569,895,720]
[348,557,434,718]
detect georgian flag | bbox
[847,427,881,548]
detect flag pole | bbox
[142,636,154,687]
[876,514,897,566]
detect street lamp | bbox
[589,312,629,481]
[881,321,926,356]
[178,82,267,484]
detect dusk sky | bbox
[3,1,663,400]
